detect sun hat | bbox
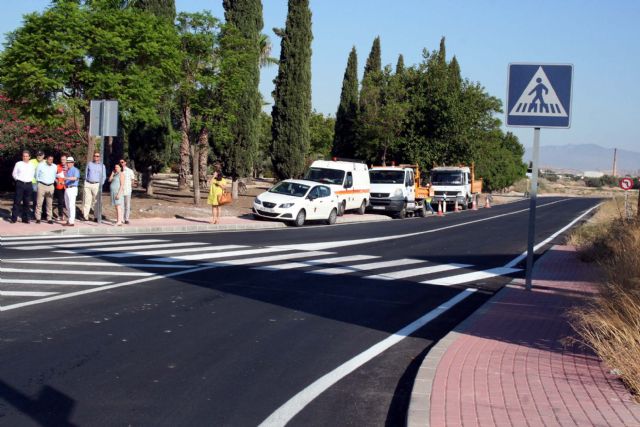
[66,157,75,163]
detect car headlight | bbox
[392,188,404,197]
[279,203,295,208]
[254,197,262,205]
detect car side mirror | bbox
[345,177,353,189]
[307,194,316,201]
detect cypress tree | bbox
[363,36,381,79]
[396,54,405,75]
[449,55,462,92]
[217,0,264,188]
[132,0,176,22]
[270,0,313,179]
[332,47,358,159]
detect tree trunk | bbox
[145,166,154,196]
[232,178,239,200]
[178,103,191,191]
[191,145,200,205]
[198,127,209,189]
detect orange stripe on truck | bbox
[335,189,370,195]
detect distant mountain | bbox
[523,144,640,175]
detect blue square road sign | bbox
[506,63,573,128]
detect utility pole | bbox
[612,148,618,177]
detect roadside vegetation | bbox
[568,196,640,399]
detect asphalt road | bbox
[0,197,598,426]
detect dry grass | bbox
[569,197,640,398]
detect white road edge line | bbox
[503,202,603,268]
[258,288,478,427]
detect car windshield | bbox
[304,167,345,185]
[431,171,463,185]
[369,170,405,184]
[269,182,310,197]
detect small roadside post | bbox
[89,100,118,225]
[619,178,634,219]
[506,64,573,290]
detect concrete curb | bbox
[406,285,514,427]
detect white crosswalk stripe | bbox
[104,244,247,258]
[0,268,153,277]
[0,278,111,286]
[204,251,334,267]
[56,242,205,254]
[1,291,58,297]
[365,263,472,281]
[254,255,379,271]
[422,267,522,286]
[7,260,194,269]
[21,239,165,250]
[151,247,292,263]
[309,258,425,276]
[2,236,129,248]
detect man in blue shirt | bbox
[63,157,80,226]
[34,154,58,224]
[81,151,106,221]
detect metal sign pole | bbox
[97,101,105,225]
[525,127,540,291]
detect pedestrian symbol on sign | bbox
[509,67,567,118]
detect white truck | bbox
[304,159,370,215]
[430,165,483,210]
[367,165,430,218]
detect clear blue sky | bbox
[1,1,639,152]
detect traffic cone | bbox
[437,201,444,216]
[484,194,491,208]
[454,199,460,212]
[472,195,478,210]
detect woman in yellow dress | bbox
[207,169,227,224]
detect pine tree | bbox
[332,47,358,158]
[132,0,176,22]
[270,0,313,179]
[216,0,263,195]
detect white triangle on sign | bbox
[510,67,567,117]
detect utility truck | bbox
[368,164,431,218]
[304,159,370,215]
[430,164,483,210]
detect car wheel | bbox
[326,208,337,225]
[253,213,263,221]
[356,199,366,215]
[397,205,407,219]
[294,209,306,227]
[338,200,346,216]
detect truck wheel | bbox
[461,198,468,210]
[326,208,337,225]
[356,199,366,215]
[294,209,306,227]
[338,200,346,216]
[417,203,427,217]
[397,205,407,219]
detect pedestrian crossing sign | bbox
[507,63,573,128]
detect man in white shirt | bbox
[119,158,136,224]
[11,150,36,224]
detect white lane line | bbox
[504,202,603,268]
[104,244,246,258]
[0,265,215,312]
[365,263,472,281]
[309,258,425,276]
[0,268,153,277]
[151,247,292,263]
[19,238,165,250]
[56,242,204,254]
[423,267,522,286]
[0,279,111,286]
[1,291,59,297]
[206,251,334,267]
[7,237,131,250]
[258,288,478,427]
[270,198,572,252]
[253,255,379,272]
[5,260,194,269]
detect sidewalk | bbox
[0,213,390,237]
[408,245,640,427]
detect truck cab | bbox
[430,166,482,209]
[368,166,427,218]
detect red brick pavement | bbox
[429,246,640,426]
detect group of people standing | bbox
[10,150,135,227]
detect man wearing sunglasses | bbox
[81,152,106,221]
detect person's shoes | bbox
[9,218,17,224]
[36,220,41,224]
[48,220,54,224]
[63,222,75,227]
[22,219,30,224]
[124,220,130,225]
